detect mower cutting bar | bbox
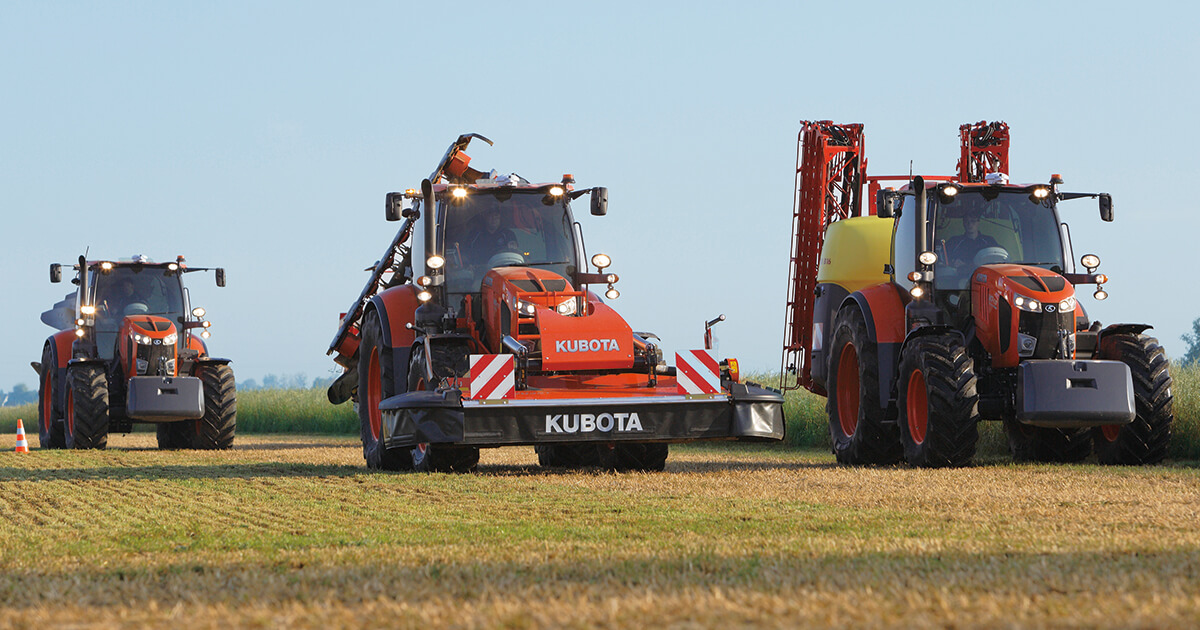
[377,383,784,449]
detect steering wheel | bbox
[123,302,150,316]
[974,246,1009,266]
[486,251,525,268]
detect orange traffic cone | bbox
[14,419,29,453]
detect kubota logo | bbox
[555,339,620,353]
[545,412,644,434]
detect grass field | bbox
[0,434,1197,628]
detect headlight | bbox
[605,288,620,300]
[517,300,538,315]
[1013,295,1042,312]
[1081,254,1100,269]
[191,307,206,318]
[556,300,576,316]
[163,333,178,345]
[80,305,96,315]
[591,253,611,270]
[427,255,445,270]
[1057,296,1077,312]
[918,251,937,265]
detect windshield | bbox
[932,189,1065,289]
[439,190,578,295]
[92,266,186,332]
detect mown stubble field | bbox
[0,434,1198,629]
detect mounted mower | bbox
[781,121,1173,467]
[328,134,784,472]
[35,255,235,449]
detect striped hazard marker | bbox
[675,350,721,395]
[469,354,515,400]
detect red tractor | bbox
[36,255,236,449]
[328,134,784,472]
[781,121,1173,466]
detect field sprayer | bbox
[328,134,785,472]
[36,254,235,449]
[780,121,1172,466]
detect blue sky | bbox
[2,1,1198,391]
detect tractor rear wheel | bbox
[897,334,979,467]
[1093,333,1173,465]
[37,344,65,449]
[193,364,236,449]
[825,306,901,465]
[66,365,109,450]
[1003,421,1092,463]
[357,310,415,471]
[408,343,480,473]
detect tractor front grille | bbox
[1018,308,1075,359]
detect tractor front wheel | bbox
[37,344,65,449]
[407,343,479,473]
[897,334,979,467]
[1093,333,1173,465]
[825,306,900,465]
[194,364,236,449]
[66,365,109,450]
[357,310,415,471]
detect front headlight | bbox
[163,333,178,345]
[1013,295,1042,312]
[556,299,576,316]
[1057,296,1077,312]
[517,300,538,316]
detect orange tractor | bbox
[328,134,784,472]
[781,121,1173,466]
[36,255,235,449]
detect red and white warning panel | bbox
[675,350,721,395]
[469,354,515,401]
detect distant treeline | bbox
[1,373,337,406]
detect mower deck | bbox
[378,381,785,449]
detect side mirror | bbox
[876,190,895,219]
[590,187,608,216]
[215,268,226,287]
[1099,193,1114,222]
[50,264,62,283]
[386,192,406,222]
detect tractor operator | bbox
[945,208,1000,270]
[464,211,519,266]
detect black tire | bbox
[37,343,65,449]
[193,364,236,449]
[536,444,602,468]
[408,343,480,473]
[897,334,979,467]
[825,306,901,465]
[156,421,193,449]
[608,443,668,472]
[66,365,109,450]
[1003,420,1092,463]
[357,310,415,471]
[1093,333,1173,465]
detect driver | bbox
[945,208,1000,269]
[464,211,519,266]
[101,278,147,319]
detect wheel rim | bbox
[1100,424,1121,442]
[367,347,382,441]
[836,342,860,437]
[66,387,75,442]
[42,370,53,432]
[906,369,928,445]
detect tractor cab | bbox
[89,263,186,361]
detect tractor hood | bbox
[971,264,1078,366]
[481,267,634,371]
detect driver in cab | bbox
[465,212,519,266]
[945,208,999,270]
